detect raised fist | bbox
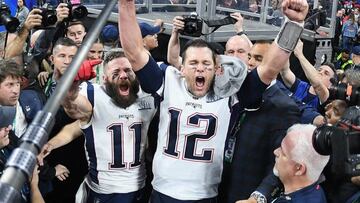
[282,0,309,22]
[74,59,102,82]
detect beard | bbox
[105,79,140,109]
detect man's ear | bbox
[50,55,54,63]
[180,65,185,76]
[215,65,224,76]
[295,163,306,176]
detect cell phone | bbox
[0,106,16,128]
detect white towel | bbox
[213,55,247,98]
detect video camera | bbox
[328,83,360,106]
[179,12,236,37]
[0,2,19,33]
[312,106,360,178]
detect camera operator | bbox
[270,124,330,202]
[320,69,360,202]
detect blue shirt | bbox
[273,183,327,203]
[290,79,320,110]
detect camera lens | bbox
[185,22,197,34]
[0,10,20,33]
[312,125,334,155]
[41,8,57,27]
[329,83,347,101]
[72,5,88,20]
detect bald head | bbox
[225,35,252,64]
[30,30,44,48]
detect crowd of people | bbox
[0,0,359,203]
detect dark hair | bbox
[342,48,350,54]
[321,61,338,84]
[17,0,27,10]
[0,59,24,84]
[52,37,78,53]
[181,39,217,65]
[104,49,126,67]
[66,21,87,33]
[208,42,225,55]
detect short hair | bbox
[342,48,350,55]
[225,35,253,51]
[321,61,338,84]
[287,124,330,182]
[0,59,24,84]
[66,21,87,33]
[103,49,126,67]
[52,37,78,54]
[181,39,217,65]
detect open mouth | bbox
[195,76,205,88]
[119,84,130,96]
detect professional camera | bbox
[179,13,237,37]
[328,83,360,106]
[180,12,203,37]
[35,3,57,28]
[0,3,19,33]
[312,106,360,177]
[64,0,88,21]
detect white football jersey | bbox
[79,83,156,194]
[152,66,235,200]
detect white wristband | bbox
[275,18,304,53]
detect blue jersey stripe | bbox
[84,125,99,184]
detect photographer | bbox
[4,8,42,59]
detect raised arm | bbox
[280,59,296,88]
[257,0,308,85]
[293,40,329,103]
[62,82,93,122]
[167,16,184,69]
[118,0,150,71]
[5,9,42,58]
[231,12,253,48]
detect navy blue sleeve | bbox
[278,81,320,124]
[290,78,301,93]
[236,69,268,109]
[135,56,165,94]
[256,173,283,200]
[299,103,321,124]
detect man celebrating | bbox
[41,50,157,203]
[119,0,308,202]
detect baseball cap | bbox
[139,22,161,38]
[0,105,16,128]
[101,24,119,43]
[353,46,360,55]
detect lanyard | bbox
[44,76,53,96]
[231,111,247,137]
[224,112,247,163]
